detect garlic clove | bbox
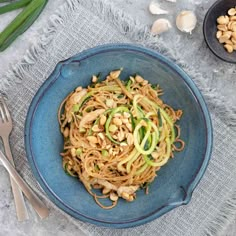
[176,10,197,34]
[165,0,176,2]
[149,1,169,15]
[151,18,172,35]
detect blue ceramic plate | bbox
[25,44,213,228]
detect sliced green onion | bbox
[117,94,124,98]
[151,84,157,90]
[63,163,68,170]
[157,109,162,128]
[130,114,136,131]
[96,72,102,81]
[94,164,100,171]
[109,124,118,133]
[101,149,108,157]
[79,127,86,133]
[125,79,132,91]
[75,95,91,112]
[75,148,82,156]
[72,104,80,112]
[140,181,151,188]
[63,163,77,177]
[138,126,145,143]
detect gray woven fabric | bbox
[0,0,236,235]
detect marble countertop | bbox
[0,0,236,235]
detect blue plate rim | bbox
[24,43,213,228]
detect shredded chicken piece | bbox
[71,89,87,104]
[96,179,118,191]
[79,109,105,128]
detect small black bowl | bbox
[203,0,236,63]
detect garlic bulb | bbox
[149,1,168,15]
[151,18,172,35]
[176,10,197,34]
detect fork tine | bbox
[0,97,11,122]
[0,102,6,122]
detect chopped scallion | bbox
[72,104,80,112]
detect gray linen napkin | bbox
[0,0,236,235]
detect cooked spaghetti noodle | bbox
[58,69,185,209]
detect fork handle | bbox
[2,137,29,221]
[0,149,49,219]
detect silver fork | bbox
[0,150,49,219]
[0,97,29,221]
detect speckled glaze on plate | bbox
[24,44,213,228]
[203,0,236,63]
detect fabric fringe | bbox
[0,0,236,233]
[0,3,69,95]
[204,191,236,236]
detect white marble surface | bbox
[0,0,236,235]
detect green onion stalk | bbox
[0,0,47,51]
